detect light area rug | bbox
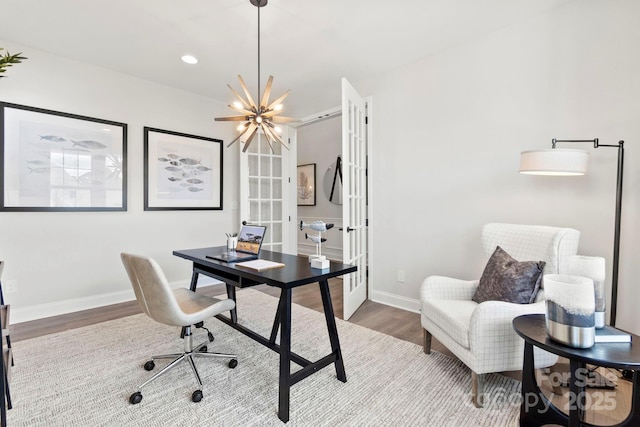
[7,289,520,426]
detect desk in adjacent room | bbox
[173,246,357,423]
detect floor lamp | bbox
[519,138,625,327]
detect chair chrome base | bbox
[130,326,237,404]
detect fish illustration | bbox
[165,166,182,172]
[180,158,200,165]
[197,166,211,172]
[188,187,203,192]
[186,178,204,184]
[27,167,50,173]
[157,157,170,162]
[167,154,179,159]
[71,140,107,149]
[167,177,182,181]
[39,135,66,142]
[169,160,181,166]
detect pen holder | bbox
[227,236,238,250]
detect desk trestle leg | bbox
[319,280,347,382]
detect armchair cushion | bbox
[422,299,476,348]
[472,246,545,304]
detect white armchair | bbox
[420,223,580,407]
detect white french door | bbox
[240,128,296,253]
[341,78,367,320]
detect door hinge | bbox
[365,116,369,125]
[289,215,291,221]
[366,218,369,227]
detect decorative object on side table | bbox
[301,220,334,269]
[568,255,606,328]
[544,274,596,348]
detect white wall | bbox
[361,0,640,333]
[296,116,343,259]
[0,40,240,322]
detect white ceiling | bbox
[0,0,572,117]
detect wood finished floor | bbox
[9,278,632,424]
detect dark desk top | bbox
[513,314,640,370]
[173,246,357,289]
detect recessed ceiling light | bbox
[181,55,198,65]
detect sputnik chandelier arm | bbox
[214,0,297,153]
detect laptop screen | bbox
[236,225,267,254]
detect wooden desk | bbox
[173,246,357,423]
[513,314,640,427]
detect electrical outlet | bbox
[4,280,17,294]
[397,270,406,283]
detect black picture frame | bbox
[0,102,127,212]
[297,163,316,206]
[144,127,223,211]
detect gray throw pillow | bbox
[472,246,545,304]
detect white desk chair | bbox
[121,253,237,404]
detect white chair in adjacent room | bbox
[420,223,580,407]
[121,253,238,404]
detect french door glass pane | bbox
[245,135,285,251]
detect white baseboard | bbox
[11,278,222,324]
[369,289,420,314]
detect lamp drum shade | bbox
[519,149,589,176]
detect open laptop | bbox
[208,224,267,263]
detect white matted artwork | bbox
[0,102,127,211]
[297,163,316,206]
[144,127,222,210]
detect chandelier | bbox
[215,0,296,153]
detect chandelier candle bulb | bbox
[544,274,596,348]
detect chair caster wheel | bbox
[199,346,208,352]
[228,359,238,369]
[129,391,143,404]
[144,360,155,371]
[208,332,214,342]
[192,390,203,402]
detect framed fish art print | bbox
[0,102,127,211]
[143,127,223,211]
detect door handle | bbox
[346,227,356,233]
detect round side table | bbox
[513,314,640,427]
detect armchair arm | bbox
[469,300,554,372]
[420,276,479,301]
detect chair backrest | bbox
[120,253,185,326]
[481,223,580,276]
